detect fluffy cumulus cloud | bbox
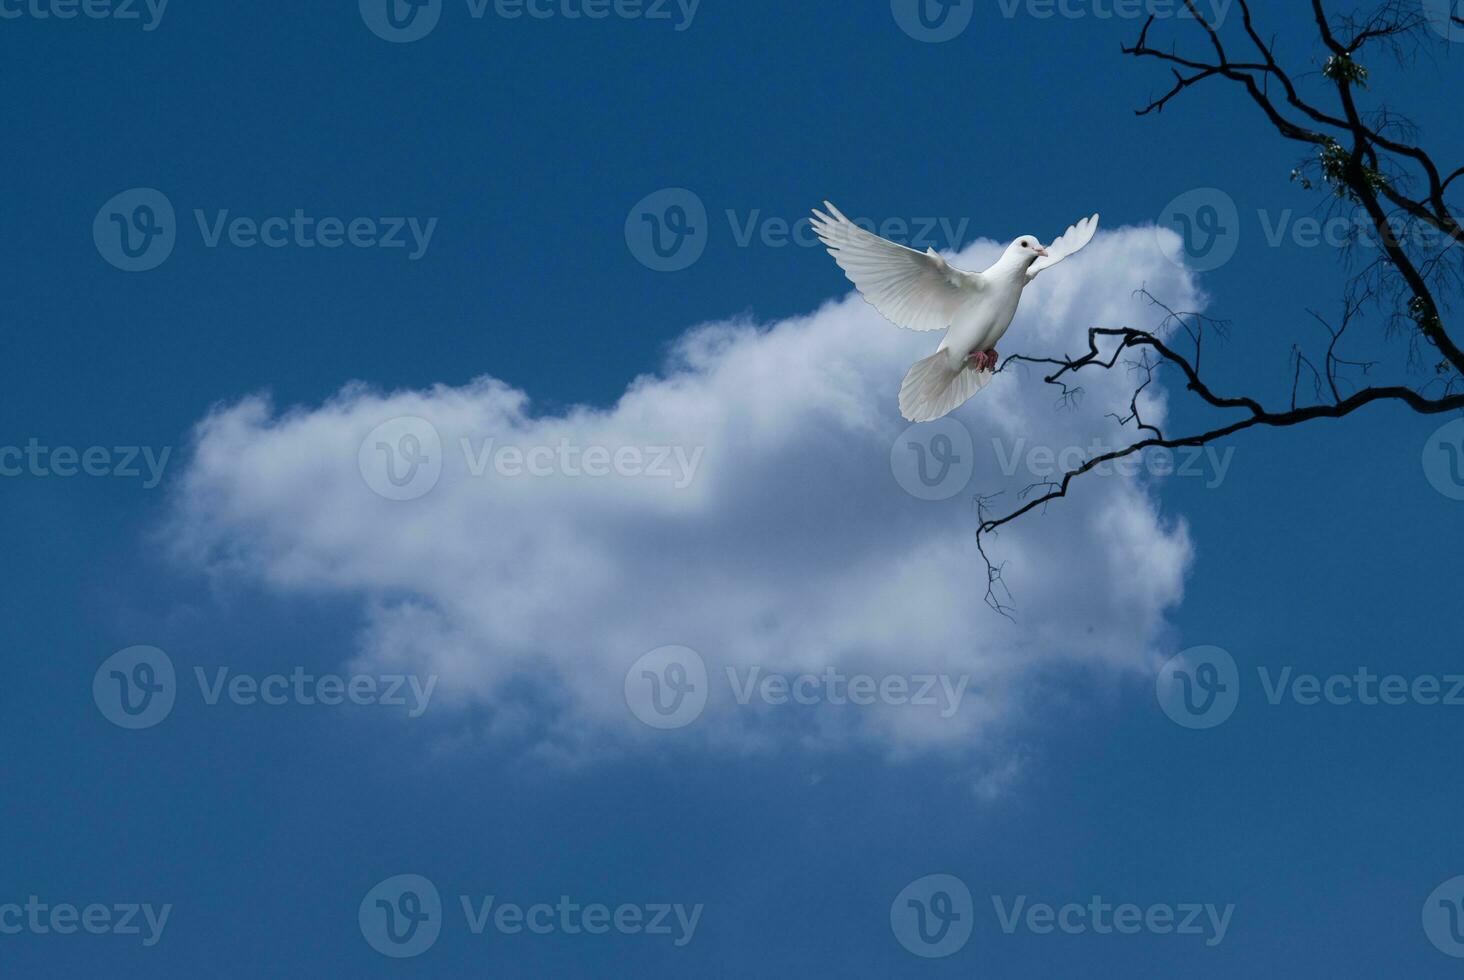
[167,227,1199,765]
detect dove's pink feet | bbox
[965,349,998,372]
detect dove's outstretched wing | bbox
[812,201,981,333]
[1027,213,1099,280]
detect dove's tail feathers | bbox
[899,351,992,422]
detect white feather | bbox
[810,201,982,333]
[1027,213,1100,280]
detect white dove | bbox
[811,202,1099,422]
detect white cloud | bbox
[167,227,1199,768]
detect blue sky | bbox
[4,1,1464,976]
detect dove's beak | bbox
[1035,246,1049,257]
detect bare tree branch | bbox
[975,1,1464,613]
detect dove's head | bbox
[1008,236,1049,264]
